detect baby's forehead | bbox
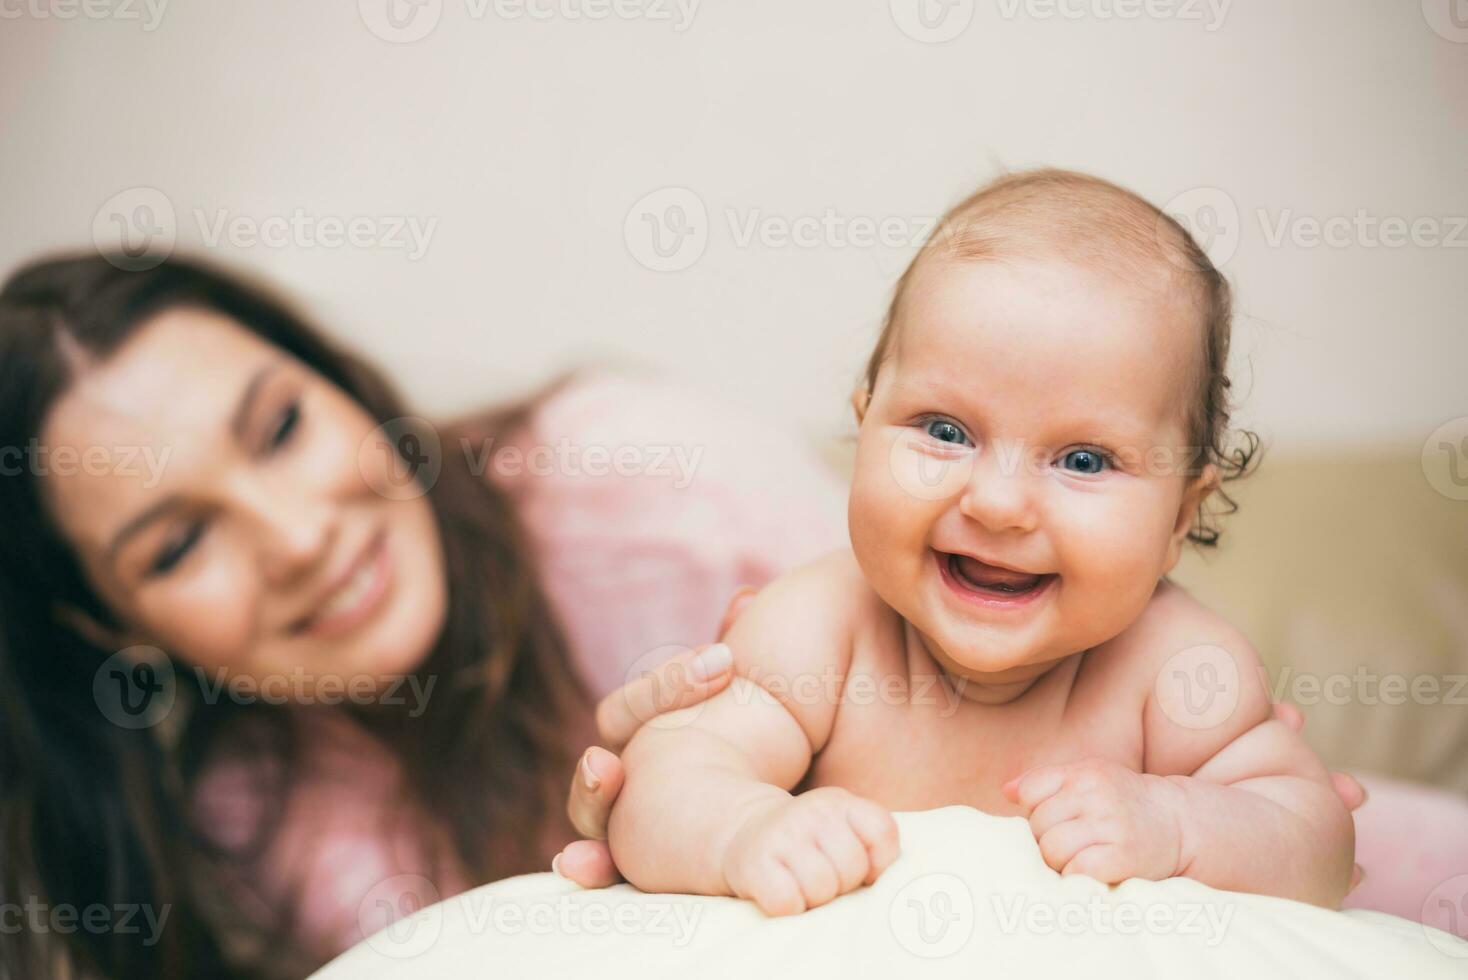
[891,253,1201,437]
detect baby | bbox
[607,169,1354,915]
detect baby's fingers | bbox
[1062,843,1130,883]
[1004,764,1069,813]
[781,847,842,910]
[814,824,871,896]
[1037,818,1102,873]
[846,799,900,885]
[553,840,622,889]
[1026,788,1086,840]
[743,859,807,917]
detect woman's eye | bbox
[266,400,301,450]
[1060,448,1109,475]
[922,419,970,446]
[149,520,205,576]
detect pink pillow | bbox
[1343,772,1468,941]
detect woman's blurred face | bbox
[39,307,448,695]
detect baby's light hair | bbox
[862,168,1259,546]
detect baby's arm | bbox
[1135,590,1353,905]
[1009,585,1353,907]
[606,554,900,914]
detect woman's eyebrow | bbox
[104,362,278,565]
[230,362,279,441]
[105,495,182,567]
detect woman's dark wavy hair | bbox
[0,252,589,978]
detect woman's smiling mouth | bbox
[292,527,394,639]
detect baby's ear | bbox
[1165,462,1219,570]
[850,385,870,424]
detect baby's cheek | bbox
[1050,496,1170,631]
[850,450,940,590]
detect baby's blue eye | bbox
[1061,449,1108,474]
[924,419,969,445]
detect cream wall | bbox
[2,1,1464,451]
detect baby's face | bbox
[849,253,1212,687]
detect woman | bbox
[0,252,1375,979]
[0,251,847,978]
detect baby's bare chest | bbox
[802,652,1146,817]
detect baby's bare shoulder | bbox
[1078,582,1255,711]
[716,549,883,754]
[1108,580,1258,675]
[1091,580,1273,774]
[723,549,875,688]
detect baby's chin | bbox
[930,632,1058,682]
[919,591,1111,678]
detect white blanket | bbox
[315,806,1467,979]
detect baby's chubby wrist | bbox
[1152,773,1199,878]
[713,788,795,890]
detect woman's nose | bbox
[233,480,336,586]
[957,445,1038,534]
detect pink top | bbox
[193,372,850,963]
[193,374,1468,964]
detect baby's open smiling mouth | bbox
[934,550,1056,607]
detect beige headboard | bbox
[1173,451,1468,792]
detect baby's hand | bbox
[721,787,900,916]
[1004,758,1184,884]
